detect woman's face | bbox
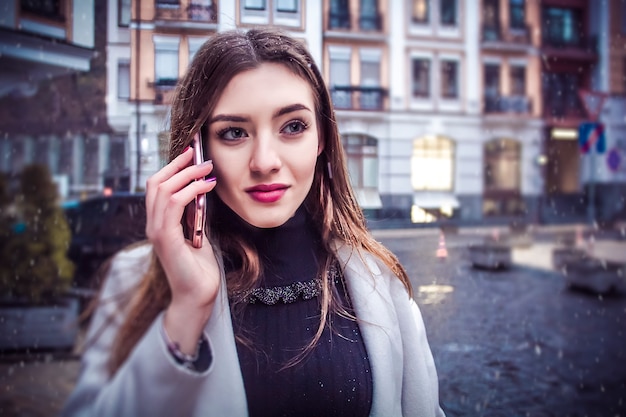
[206,63,322,228]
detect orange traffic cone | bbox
[436,231,448,260]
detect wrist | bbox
[163,302,213,355]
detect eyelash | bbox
[215,119,310,141]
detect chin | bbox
[244,210,294,229]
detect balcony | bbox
[482,24,531,45]
[541,34,597,61]
[543,99,586,120]
[149,78,178,104]
[331,86,387,111]
[484,95,532,114]
[155,1,217,26]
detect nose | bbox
[249,131,282,175]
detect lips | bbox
[245,184,289,203]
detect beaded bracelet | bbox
[160,322,202,369]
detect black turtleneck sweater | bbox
[213,198,372,417]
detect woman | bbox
[62,28,445,417]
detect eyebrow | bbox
[208,103,312,125]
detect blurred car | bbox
[63,193,147,290]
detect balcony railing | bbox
[155,1,217,22]
[482,24,531,44]
[543,99,586,119]
[331,86,387,111]
[484,95,532,114]
[542,34,597,53]
[149,78,179,89]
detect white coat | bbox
[62,242,445,417]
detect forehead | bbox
[212,63,315,114]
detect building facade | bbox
[2,0,623,225]
[79,0,626,223]
[0,0,99,199]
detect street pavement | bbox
[1,223,625,416]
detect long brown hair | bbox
[107,28,411,375]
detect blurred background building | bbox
[0,0,625,226]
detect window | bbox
[330,49,352,109]
[360,49,382,109]
[411,135,454,191]
[412,0,429,23]
[440,0,457,26]
[510,0,525,29]
[244,0,266,10]
[154,37,180,85]
[440,60,458,98]
[484,64,500,97]
[343,135,378,189]
[484,139,520,192]
[482,0,499,40]
[118,0,131,27]
[542,72,583,117]
[188,37,206,66]
[510,66,525,96]
[542,7,583,47]
[360,0,380,30]
[484,63,500,111]
[329,0,350,29]
[276,0,297,12]
[412,58,430,98]
[117,61,130,100]
[21,0,64,20]
[108,135,128,173]
[156,0,180,6]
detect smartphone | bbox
[191,132,206,248]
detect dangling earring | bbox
[327,162,333,180]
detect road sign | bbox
[606,147,622,172]
[578,122,605,154]
[578,90,608,120]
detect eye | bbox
[281,120,309,136]
[217,127,248,141]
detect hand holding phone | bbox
[191,133,207,248]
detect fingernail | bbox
[206,177,216,183]
[183,146,191,153]
[199,160,213,167]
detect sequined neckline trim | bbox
[231,261,341,305]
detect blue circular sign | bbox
[607,148,622,172]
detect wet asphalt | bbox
[1,228,625,417]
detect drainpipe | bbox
[134,0,141,192]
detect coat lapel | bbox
[334,244,404,416]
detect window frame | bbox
[118,0,131,27]
[411,135,455,191]
[440,59,459,99]
[244,0,266,11]
[276,0,297,13]
[412,57,431,98]
[440,0,457,26]
[117,60,130,100]
[411,0,430,24]
[154,36,180,85]
[509,0,526,29]
[20,0,65,22]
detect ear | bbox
[317,136,325,156]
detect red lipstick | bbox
[245,183,289,203]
